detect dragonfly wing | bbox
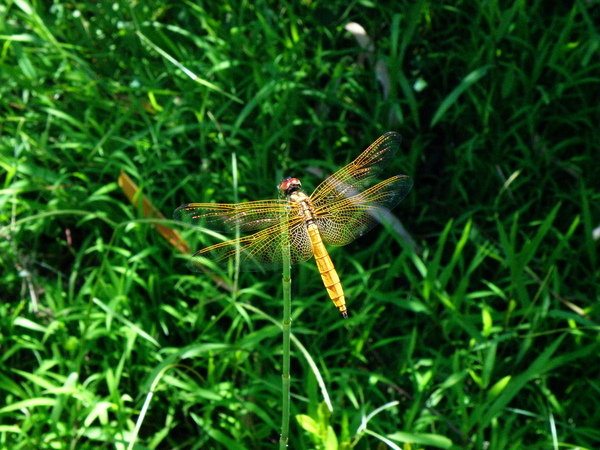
[316,175,413,246]
[311,132,402,207]
[288,220,314,264]
[174,199,289,233]
[176,132,407,273]
[186,216,314,272]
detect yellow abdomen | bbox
[307,223,347,318]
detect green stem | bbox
[279,233,292,448]
[231,153,240,293]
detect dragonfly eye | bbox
[279,177,302,194]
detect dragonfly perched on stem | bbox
[174,132,413,318]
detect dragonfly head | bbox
[279,177,302,197]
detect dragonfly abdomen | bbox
[307,223,348,318]
[289,191,349,318]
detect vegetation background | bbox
[1,0,599,448]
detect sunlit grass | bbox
[1,0,599,448]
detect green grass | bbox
[2,0,600,448]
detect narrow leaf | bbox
[430,65,493,127]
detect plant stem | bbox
[279,232,292,448]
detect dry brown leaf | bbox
[118,170,190,255]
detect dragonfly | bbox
[174,131,413,318]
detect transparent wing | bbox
[315,175,413,246]
[311,131,402,208]
[174,199,289,233]
[184,216,314,272]
[174,199,315,272]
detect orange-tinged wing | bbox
[308,131,411,246]
[315,174,413,246]
[174,199,287,232]
[173,201,314,272]
[311,131,402,207]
